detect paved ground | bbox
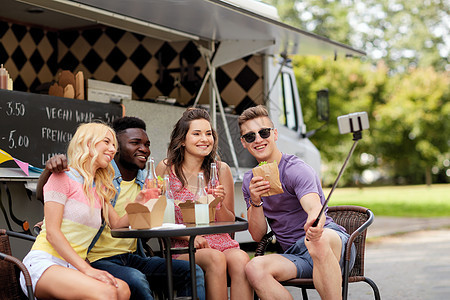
[286,217,450,299]
[366,216,450,239]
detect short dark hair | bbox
[112,116,146,134]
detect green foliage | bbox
[293,55,390,185]
[292,55,449,185]
[326,184,450,217]
[265,0,450,185]
[266,0,449,72]
[269,0,353,44]
[373,67,450,184]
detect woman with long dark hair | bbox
[156,108,252,300]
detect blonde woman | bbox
[20,123,146,300]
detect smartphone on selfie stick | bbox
[311,112,370,228]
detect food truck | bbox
[0,0,364,248]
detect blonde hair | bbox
[67,122,117,224]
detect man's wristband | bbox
[250,198,263,207]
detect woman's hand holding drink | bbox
[207,162,222,209]
[143,157,161,200]
[144,178,160,199]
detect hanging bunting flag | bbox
[0,148,30,176]
[0,149,13,164]
[13,158,29,176]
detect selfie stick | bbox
[311,112,369,227]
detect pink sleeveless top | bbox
[169,171,239,253]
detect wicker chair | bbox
[0,229,35,300]
[254,205,380,300]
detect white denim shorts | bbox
[20,250,77,298]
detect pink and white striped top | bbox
[32,169,103,261]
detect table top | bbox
[0,168,42,181]
[111,219,248,239]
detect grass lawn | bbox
[324,183,450,217]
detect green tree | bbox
[293,55,390,186]
[269,0,354,45]
[267,0,449,72]
[294,56,449,186]
[266,0,450,185]
[374,67,450,184]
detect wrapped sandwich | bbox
[252,161,283,197]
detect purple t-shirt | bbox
[242,153,336,251]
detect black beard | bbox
[119,159,140,171]
[116,155,145,172]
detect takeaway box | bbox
[125,196,166,229]
[177,195,220,224]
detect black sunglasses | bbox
[241,128,274,143]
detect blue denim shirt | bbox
[110,160,146,206]
[88,160,146,253]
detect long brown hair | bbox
[166,107,219,188]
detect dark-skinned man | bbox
[36,117,205,300]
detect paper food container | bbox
[126,195,167,229]
[176,195,221,224]
[252,161,284,197]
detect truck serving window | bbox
[280,72,299,131]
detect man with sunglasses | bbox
[238,105,355,300]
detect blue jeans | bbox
[281,222,356,278]
[91,253,205,300]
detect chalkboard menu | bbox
[0,90,124,168]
